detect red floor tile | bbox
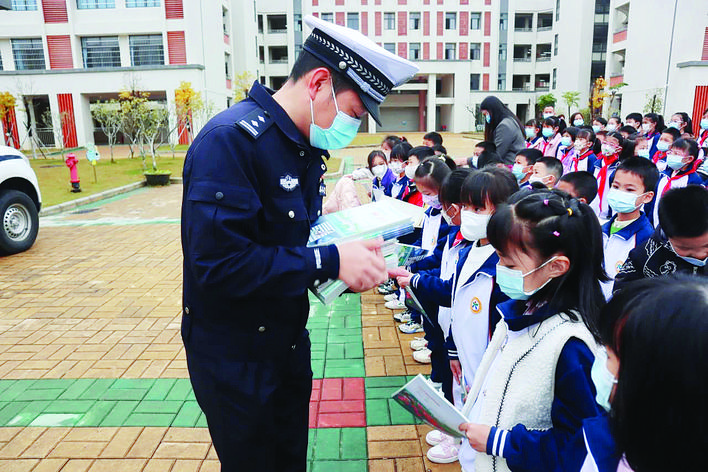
[309,377,367,428]
[317,412,366,428]
[318,400,365,414]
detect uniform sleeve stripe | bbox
[492,428,502,456]
[497,430,508,457]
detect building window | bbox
[383,43,395,54]
[410,12,421,30]
[445,43,456,60]
[470,12,481,30]
[499,43,507,61]
[81,36,120,68]
[269,46,288,63]
[222,7,230,35]
[554,34,558,55]
[258,46,264,63]
[556,0,560,21]
[445,12,456,30]
[409,43,421,60]
[257,14,264,33]
[294,14,302,32]
[514,14,532,32]
[347,13,359,30]
[498,73,506,91]
[225,53,231,79]
[470,43,481,60]
[129,35,164,66]
[11,0,37,10]
[267,15,287,33]
[499,13,508,31]
[552,68,557,89]
[384,12,395,30]
[77,0,114,9]
[537,43,552,61]
[321,13,333,23]
[538,12,553,30]
[126,0,160,6]
[470,73,480,91]
[11,38,45,70]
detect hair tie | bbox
[553,231,561,237]
[567,208,573,216]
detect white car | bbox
[0,145,41,255]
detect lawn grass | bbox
[31,156,185,208]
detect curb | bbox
[39,181,147,217]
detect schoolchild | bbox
[368,150,395,201]
[389,141,413,200]
[467,141,498,168]
[645,138,704,226]
[381,135,402,161]
[667,112,692,136]
[697,107,708,149]
[422,167,518,464]
[592,117,607,134]
[541,116,565,157]
[618,125,638,139]
[591,131,624,221]
[624,112,643,132]
[511,148,542,186]
[606,116,622,133]
[529,156,563,189]
[557,126,579,173]
[557,171,598,204]
[457,189,606,472]
[651,127,680,172]
[600,157,658,299]
[641,113,665,158]
[570,128,599,172]
[569,112,585,128]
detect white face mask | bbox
[641,123,652,133]
[389,161,404,175]
[404,163,417,180]
[528,175,549,186]
[460,210,491,241]
[371,164,387,179]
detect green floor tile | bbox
[172,401,202,427]
[0,402,31,426]
[195,412,208,427]
[326,344,345,359]
[44,400,96,414]
[112,378,155,390]
[99,400,139,426]
[123,412,175,427]
[144,379,178,401]
[326,334,362,344]
[312,428,341,460]
[79,379,115,400]
[388,398,417,425]
[133,400,183,414]
[100,388,148,401]
[324,359,365,378]
[311,460,367,472]
[20,388,64,401]
[76,400,116,427]
[7,401,51,426]
[365,376,408,388]
[165,379,192,401]
[0,380,34,401]
[311,360,325,379]
[30,379,71,390]
[340,428,367,460]
[58,379,96,400]
[307,430,316,460]
[365,399,390,426]
[344,343,364,359]
[30,413,81,427]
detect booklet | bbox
[395,243,430,267]
[391,374,470,438]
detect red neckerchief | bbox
[452,230,465,247]
[661,162,699,196]
[597,153,619,205]
[652,150,666,164]
[573,149,593,171]
[542,138,551,155]
[561,147,572,161]
[698,130,708,147]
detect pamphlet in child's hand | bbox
[395,243,430,267]
[392,374,470,438]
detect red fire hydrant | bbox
[65,153,81,193]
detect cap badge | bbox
[338,61,347,70]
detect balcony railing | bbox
[514,26,533,32]
[513,57,532,62]
[536,56,551,62]
[537,26,553,32]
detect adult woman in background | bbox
[479,96,526,165]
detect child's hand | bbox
[387,267,411,278]
[450,360,462,384]
[397,274,413,288]
[459,423,492,453]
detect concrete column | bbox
[426,73,436,132]
[367,114,377,134]
[418,90,426,132]
[74,93,93,148]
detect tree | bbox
[0,92,18,149]
[537,93,557,110]
[561,91,580,117]
[233,72,256,102]
[606,82,628,118]
[138,105,168,172]
[174,81,203,145]
[643,88,664,114]
[119,88,150,158]
[41,108,69,159]
[590,77,608,117]
[91,100,122,163]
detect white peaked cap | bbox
[303,14,419,125]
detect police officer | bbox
[181,16,418,472]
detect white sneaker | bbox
[410,337,428,351]
[385,299,406,310]
[426,436,460,464]
[384,293,399,302]
[393,311,411,323]
[412,348,432,364]
[399,322,424,334]
[425,429,451,446]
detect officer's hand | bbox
[337,238,387,292]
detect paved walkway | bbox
[0,185,459,472]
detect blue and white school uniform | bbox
[564,414,621,472]
[371,168,395,201]
[645,131,660,159]
[571,150,599,173]
[591,157,620,222]
[600,213,654,300]
[459,301,602,472]
[391,175,409,200]
[646,167,704,226]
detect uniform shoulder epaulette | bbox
[235,107,274,139]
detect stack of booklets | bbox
[391,374,470,438]
[308,197,425,304]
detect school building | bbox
[0,0,258,151]
[604,0,708,127]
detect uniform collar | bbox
[248,81,329,159]
[602,212,648,239]
[497,299,557,332]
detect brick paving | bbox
[0,184,460,471]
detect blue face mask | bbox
[678,255,708,267]
[591,347,617,412]
[560,136,572,147]
[573,119,584,127]
[484,113,491,124]
[656,140,670,152]
[607,188,644,214]
[309,83,361,150]
[511,163,527,181]
[637,148,650,159]
[495,257,557,301]
[592,125,602,134]
[525,127,536,139]
[701,118,708,130]
[542,128,554,138]
[665,153,687,171]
